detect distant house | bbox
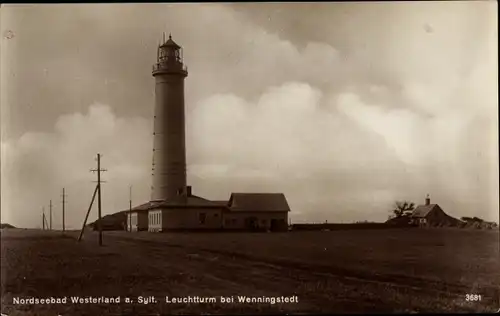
[90,211,127,231]
[410,195,460,227]
[223,193,290,231]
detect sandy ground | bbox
[1,228,499,315]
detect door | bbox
[244,217,258,231]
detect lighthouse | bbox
[126,33,290,233]
[151,34,188,201]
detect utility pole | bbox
[43,208,49,231]
[42,207,45,230]
[78,185,98,242]
[49,199,52,230]
[61,188,67,233]
[129,185,132,232]
[90,153,107,246]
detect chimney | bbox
[425,194,430,206]
[177,186,192,197]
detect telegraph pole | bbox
[78,185,98,242]
[43,208,49,231]
[49,200,52,230]
[90,153,107,246]
[129,185,132,232]
[61,188,67,233]
[42,207,45,230]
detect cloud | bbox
[1,104,152,229]
[1,3,497,226]
[188,79,497,224]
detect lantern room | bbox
[153,33,188,77]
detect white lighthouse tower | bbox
[151,34,188,201]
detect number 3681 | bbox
[465,294,482,301]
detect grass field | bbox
[1,228,499,315]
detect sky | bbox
[0,2,498,228]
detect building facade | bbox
[149,207,224,232]
[127,189,290,232]
[222,193,289,231]
[127,209,148,232]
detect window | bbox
[159,49,166,62]
[199,213,206,225]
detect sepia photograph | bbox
[1,2,499,315]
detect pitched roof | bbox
[212,200,229,206]
[129,193,291,212]
[88,211,127,227]
[228,193,290,212]
[411,204,439,218]
[166,195,223,208]
[160,35,181,49]
[130,201,156,212]
[130,195,224,211]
